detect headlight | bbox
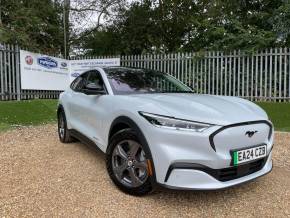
[139,111,214,132]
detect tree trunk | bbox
[63,0,70,58]
[0,0,2,25]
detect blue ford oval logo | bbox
[71,73,80,77]
[37,57,58,69]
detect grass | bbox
[256,102,290,132]
[0,99,289,132]
[0,99,58,132]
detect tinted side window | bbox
[86,71,104,88]
[70,72,89,92]
[70,77,82,90]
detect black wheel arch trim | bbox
[108,116,157,184]
[57,104,69,121]
[57,104,64,115]
[209,120,273,152]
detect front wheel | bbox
[106,129,154,196]
[57,110,74,143]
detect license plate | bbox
[233,145,267,166]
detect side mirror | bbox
[83,83,106,95]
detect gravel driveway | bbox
[0,124,289,217]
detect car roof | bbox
[102,66,139,71]
[102,67,166,74]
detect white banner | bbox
[20,50,70,91]
[70,58,120,82]
[20,50,120,90]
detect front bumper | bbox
[162,152,272,190]
[139,118,274,190]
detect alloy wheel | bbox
[112,140,148,188]
[58,113,65,139]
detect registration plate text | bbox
[233,145,267,166]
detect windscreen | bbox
[105,68,192,95]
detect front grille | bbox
[209,121,273,152]
[217,157,267,182]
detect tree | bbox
[82,0,288,55]
[69,0,126,53]
[80,26,121,56]
[151,0,199,52]
[2,0,290,55]
[186,0,280,52]
[0,0,64,55]
[271,1,290,46]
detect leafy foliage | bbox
[0,0,64,54]
[271,1,290,45]
[82,0,290,55]
[1,0,290,55]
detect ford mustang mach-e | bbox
[57,67,273,195]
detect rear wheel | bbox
[106,129,154,196]
[57,110,74,143]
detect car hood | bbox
[128,93,268,126]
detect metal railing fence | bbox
[0,44,61,100]
[0,43,289,101]
[120,49,290,102]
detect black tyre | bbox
[106,128,154,196]
[57,109,74,143]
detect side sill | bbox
[69,129,105,154]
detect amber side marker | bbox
[147,159,153,176]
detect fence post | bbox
[0,43,3,101]
[15,45,21,101]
